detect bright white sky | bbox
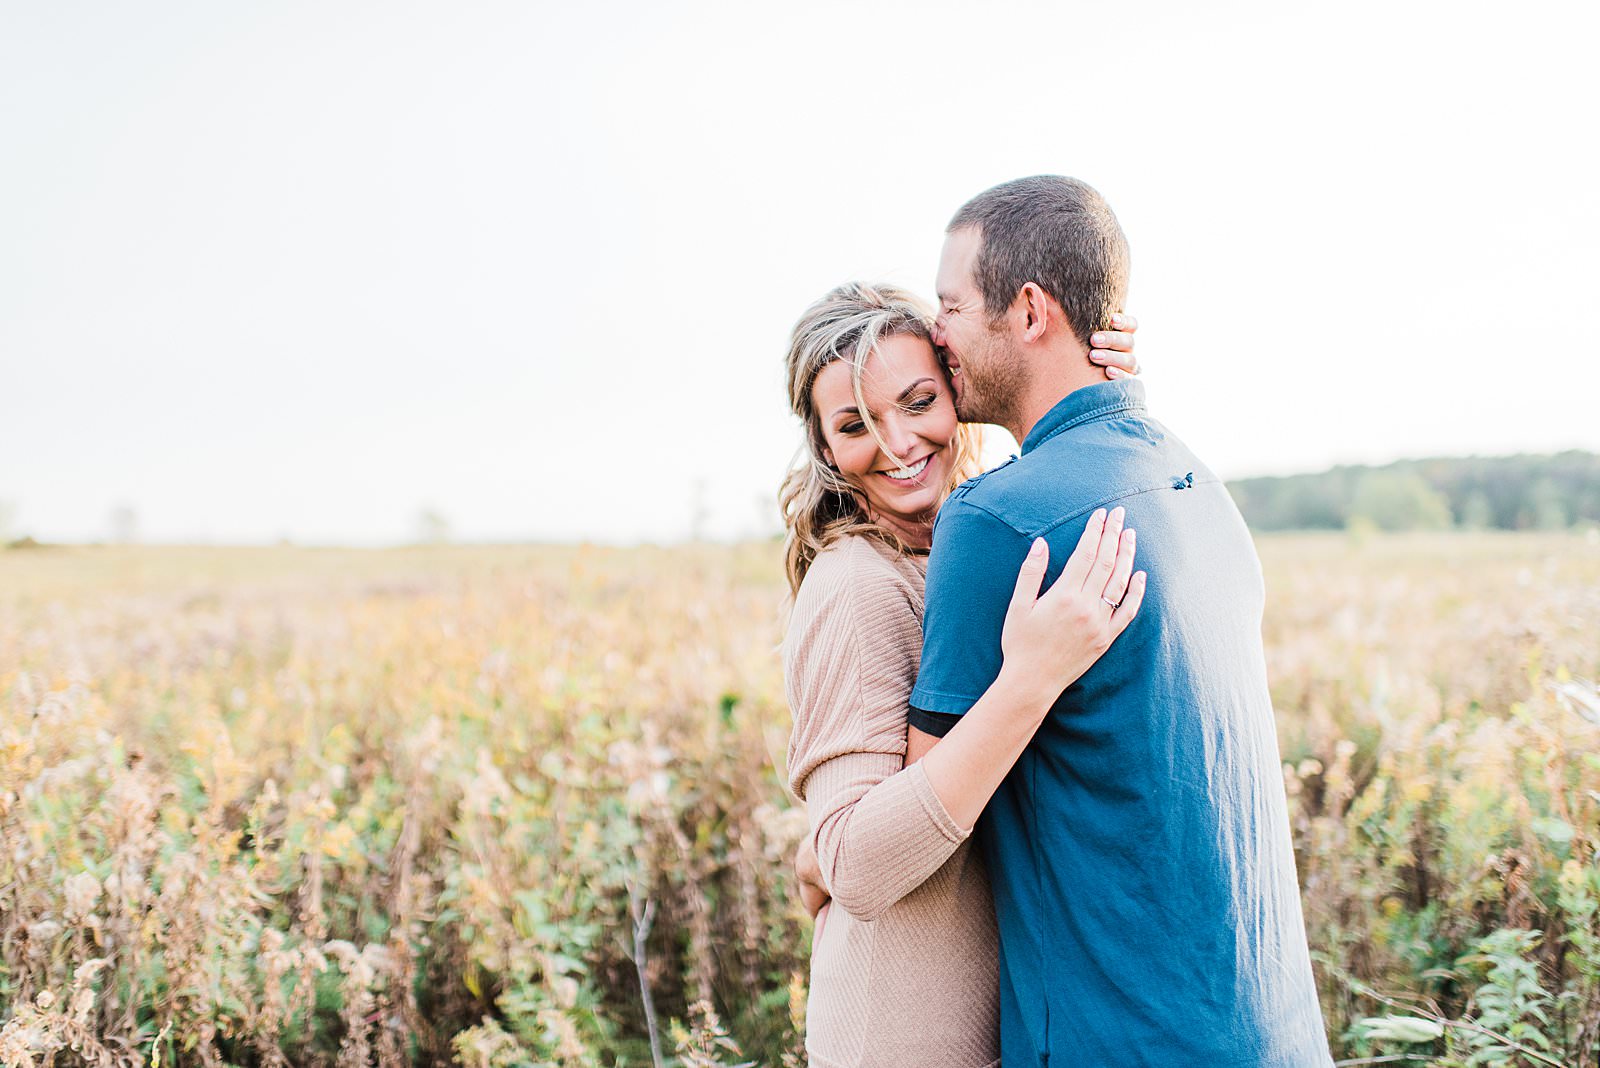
[3,0,1596,545]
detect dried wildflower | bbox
[62,872,102,924]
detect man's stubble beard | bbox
[954,324,1029,435]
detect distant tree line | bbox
[1227,451,1600,532]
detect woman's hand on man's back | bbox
[998,506,1146,710]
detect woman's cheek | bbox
[840,440,875,482]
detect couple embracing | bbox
[778,177,1333,1067]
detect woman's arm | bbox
[788,579,974,923]
[788,511,1145,922]
[905,506,1143,831]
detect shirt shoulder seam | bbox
[908,683,982,705]
[937,493,1031,538]
[958,473,1226,541]
[1028,477,1224,539]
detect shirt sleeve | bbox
[908,498,1032,731]
[784,542,971,923]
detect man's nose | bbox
[931,316,947,347]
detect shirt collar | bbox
[1020,379,1148,455]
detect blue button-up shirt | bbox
[909,379,1331,1067]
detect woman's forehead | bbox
[814,335,941,409]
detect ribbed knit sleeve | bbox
[784,536,970,924]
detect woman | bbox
[779,282,1145,1068]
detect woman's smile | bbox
[876,453,935,485]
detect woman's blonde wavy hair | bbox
[779,281,982,595]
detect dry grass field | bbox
[2,533,1598,1067]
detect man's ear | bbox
[1018,282,1052,343]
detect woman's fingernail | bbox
[1091,333,1106,346]
[1030,537,1047,556]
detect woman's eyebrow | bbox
[833,377,935,419]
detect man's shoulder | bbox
[954,413,1212,537]
[932,458,1011,526]
[944,455,1014,505]
[932,471,1030,544]
[950,441,1132,538]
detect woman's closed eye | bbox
[834,389,936,436]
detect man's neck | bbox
[1006,341,1107,445]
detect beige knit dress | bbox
[784,533,1000,1068]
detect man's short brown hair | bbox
[948,175,1130,347]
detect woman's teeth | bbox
[883,456,930,481]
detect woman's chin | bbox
[882,487,940,521]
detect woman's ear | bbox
[822,447,836,469]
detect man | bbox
[905,176,1332,1066]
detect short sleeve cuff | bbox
[908,683,982,719]
[905,705,959,738]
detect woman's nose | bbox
[882,418,917,458]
